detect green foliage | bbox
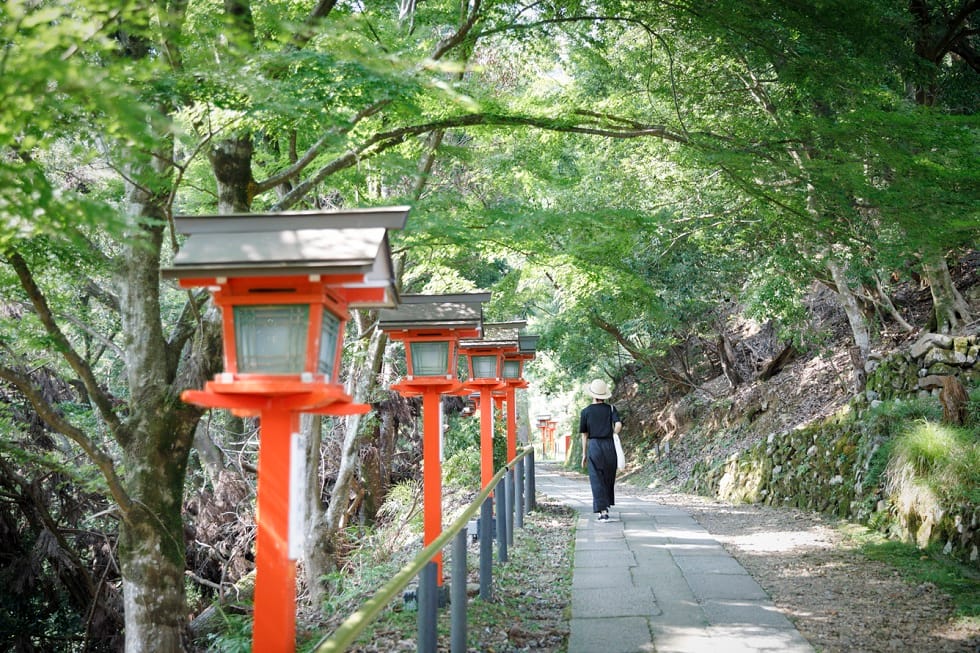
[0,1,161,244]
[865,395,944,428]
[202,610,253,653]
[966,387,980,430]
[442,409,507,479]
[376,480,424,535]
[443,447,481,488]
[888,420,980,505]
[3,0,978,647]
[743,265,811,345]
[846,526,980,621]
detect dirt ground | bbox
[640,487,980,653]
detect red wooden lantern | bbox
[378,293,488,583]
[460,322,525,487]
[162,207,406,653]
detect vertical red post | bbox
[253,408,299,653]
[505,386,517,463]
[422,388,444,582]
[479,386,495,488]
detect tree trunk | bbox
[117,149,202,652]
[209,136,255,213]
[826,257,871,393]
[921,253,972,333]
[303,311,388,607]
[873,273,914,333]
[303,413,335,609]
[716,334,743,387]
[324,316,387,532]
[359,439,383,524]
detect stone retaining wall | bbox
[688,332,980,568]
[865,333,980,402]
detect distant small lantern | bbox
[409,339,453,378]
[502,335,537,380]
[501,358,522,380]
[467,350,503,380]
[460,320,527,383]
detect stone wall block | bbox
[910,333,954,358]
[923,347,960,367]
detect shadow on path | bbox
[536,463,815,653]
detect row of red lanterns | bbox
[162,207,537,653]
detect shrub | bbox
[443,448,481,488]
[887,420,980,506]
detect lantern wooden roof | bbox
[161,207,408,308]
[377,293,489,334]
[460,320,525,351]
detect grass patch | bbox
[887,420,980,506]
[842,524,980,627]
[314,500,576,652]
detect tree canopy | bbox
[0,0,976,649]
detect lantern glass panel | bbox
[471,354,498,379]
[410,341,450,377]
[502,359,521,379]
[234,304,309,374]
[316,310,342,378]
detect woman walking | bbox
[579,379,622,521]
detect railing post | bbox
[479,493,493,601]
[505,469,515,547]
[497,476,508,563]
[514,458,524,529]
[525,449,536,512]
[451,530,467,653]
[417,562,438,653]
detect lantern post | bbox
[501,332,538,462]
[162,207,406,653]
[536,413,552,457]
[377,293,488,583]
[460,327,519,489]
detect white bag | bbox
[613,432,625,470]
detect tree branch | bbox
[433,0,483,60]
[270,111,687,210]
[165,288,215,381]
[291,0,339,50]
[0,363,133,517]
[589,312,652,364]
[5,250,123,436]
[251,100,391,195]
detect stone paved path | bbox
[535,464,815,653]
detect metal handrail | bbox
[313,445,535,653]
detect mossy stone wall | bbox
[688,333,980,569]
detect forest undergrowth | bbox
[293,499,575,653]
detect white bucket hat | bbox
[587,379,612,399]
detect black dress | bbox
[579,402,620,513]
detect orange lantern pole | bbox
[253,407,296,650]
[461,348,506,488]
[461,321,527,486]
[163,207,406,653]
[379,294,488,584]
